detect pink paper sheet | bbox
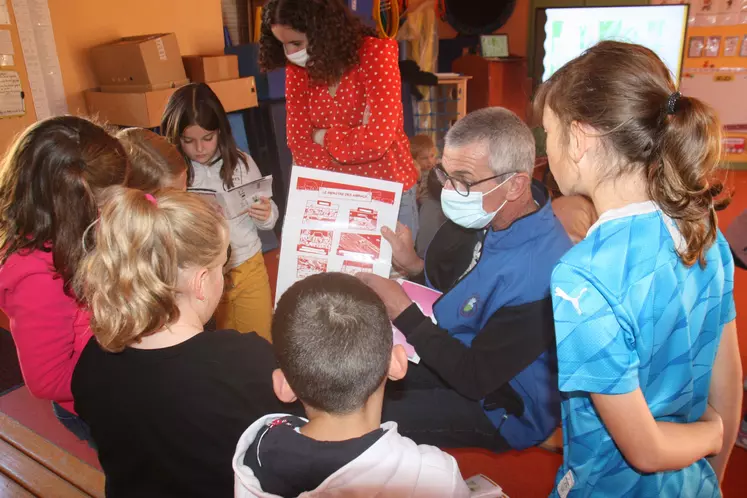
[392,279,442,363]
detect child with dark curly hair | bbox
[260,0,420,241]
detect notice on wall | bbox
[0,29,13,66]
[12,0,67,119]
[276,166,403,305]
[0,1,10,25]
[0,69,24,116]
[654,0,747,26]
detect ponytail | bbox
[77,187,227,352]
[534,41,727,267]
[650,95,727,266]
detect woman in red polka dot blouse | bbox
[260,0,420,238]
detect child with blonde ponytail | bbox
[72,187,292,497]
[536,41,740,497]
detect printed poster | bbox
[276,166,403,305]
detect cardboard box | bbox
[90,33,188,93]
[209,78,257,113]
[85,77,258,128]
[183,55,239,83]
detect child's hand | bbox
[700,404,724,456]
[247,196,272,222]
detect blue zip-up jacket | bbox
[393,181,572,449]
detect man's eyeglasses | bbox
[434,165,505,197]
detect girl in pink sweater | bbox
[0,116,128,438]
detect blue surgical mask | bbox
[440,173,515,229]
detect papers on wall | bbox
[0,70,24,116]
[12,0,67,119]
[680,70,747,129]
[276,166,402,305]
[0,1,10,25]
[188,175,273,220]
[0,29,13,66]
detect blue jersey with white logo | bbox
[550,201,736,498]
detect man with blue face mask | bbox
[359,107,572,452]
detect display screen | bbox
[534,5,689,83]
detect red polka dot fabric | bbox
[285,37,418,190]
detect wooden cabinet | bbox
[452,55,530,122]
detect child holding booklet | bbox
[162,83,277,340]
[233,272,490,497]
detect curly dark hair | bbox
[259,0,377,85]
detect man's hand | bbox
[382,222,424,276]
[356,273,412,320]
[247,196,272,222]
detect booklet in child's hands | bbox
[392,279,442,364]
[188,175,273,219]
[221,175,273,219]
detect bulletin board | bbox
[0,0,37,154]
[655,0,747,166]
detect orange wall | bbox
[48,0,225,115]
[0,2,38,154]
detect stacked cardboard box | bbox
[86,33,257,127]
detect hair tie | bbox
[144,193,158,206]
[666,91,681,115]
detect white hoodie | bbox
[233,414,472,498]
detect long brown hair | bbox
[534,41,726,267]
[77,187,228,352]
[0,116,129,295]
[161,83,247,189]
[118,128,187,193]
[259,0,377,85]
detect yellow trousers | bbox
[215,251,273,342]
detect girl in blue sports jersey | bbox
[535,41,741,498]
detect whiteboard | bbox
[679,71,747,128]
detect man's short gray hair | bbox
[444,107,535,176]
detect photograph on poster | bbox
[689,36,705,57]
[705,36,722,57]
[725,36,740,56]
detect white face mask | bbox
[440,173,516,229]
[285,48,309,67]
